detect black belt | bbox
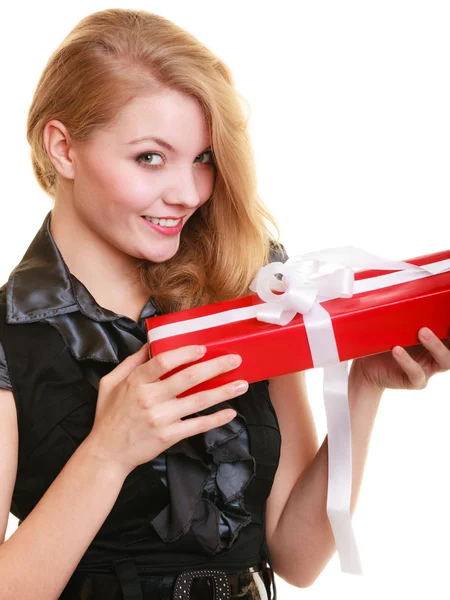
[60,558,276,599]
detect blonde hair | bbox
[27,8,284,313]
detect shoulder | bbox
[0,285,13,391]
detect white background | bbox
[1,1,449,597]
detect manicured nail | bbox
[229,354,242,366]
[419,328,432,342]
[234,381,248,393]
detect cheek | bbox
[120,174,154,203]
[76,155,123,203]
[98,163,155,211]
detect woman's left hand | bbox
[352,327,450,392]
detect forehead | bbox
[105,90,210,145]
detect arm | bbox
[265,364,382,588]
[0,341,255,599]
[0,389,127,600]
[0,390,18,544]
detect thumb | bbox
[105,343,150,386]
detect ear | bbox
[43,119,76,181]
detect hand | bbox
[351,327,450,392]
[87,344,248,477]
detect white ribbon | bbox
[148,247,450,574]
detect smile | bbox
[142,216,182,227]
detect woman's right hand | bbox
[86,344,247,478]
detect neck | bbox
[50,203,150,321]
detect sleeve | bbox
[0,339,13,391]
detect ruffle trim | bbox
[149,403,255,555]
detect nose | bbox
[163,165,215,210]
[163,168,209,210]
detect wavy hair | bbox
[26,8,284,313]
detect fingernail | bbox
[234,381,248,393]
[393,346,404,357]
[419,328,432,342]
[229,354,242,366]
[196,346,207,356]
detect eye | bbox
[135,149,216,169]
[136,152,164,167]
[195,150,216,165]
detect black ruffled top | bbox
[0,210,283,573]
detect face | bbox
[51,89,216,264]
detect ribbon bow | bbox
[249,259,354,325]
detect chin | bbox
[145,248,179,264]
[129,238,180,265]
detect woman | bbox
[0,8,448,600]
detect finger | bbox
[163,354,243,398]
[169,406,238,442]
[137,345,209,383]
[158,379,249,425]
[417,328,450,371]
[392,346,427,389]
[103,344,150,387]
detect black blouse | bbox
[0,210,284,575]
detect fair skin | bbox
[0,87,449,598]
[49,89,216,321]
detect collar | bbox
[5,210,157,325]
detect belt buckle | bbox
[173,568,231,599]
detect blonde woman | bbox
[0,9,448,600]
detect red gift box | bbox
[145,250,450,397]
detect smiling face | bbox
[50,89,216,265]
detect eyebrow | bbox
[127,135,211,155]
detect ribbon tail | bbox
[323,362,363,575]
